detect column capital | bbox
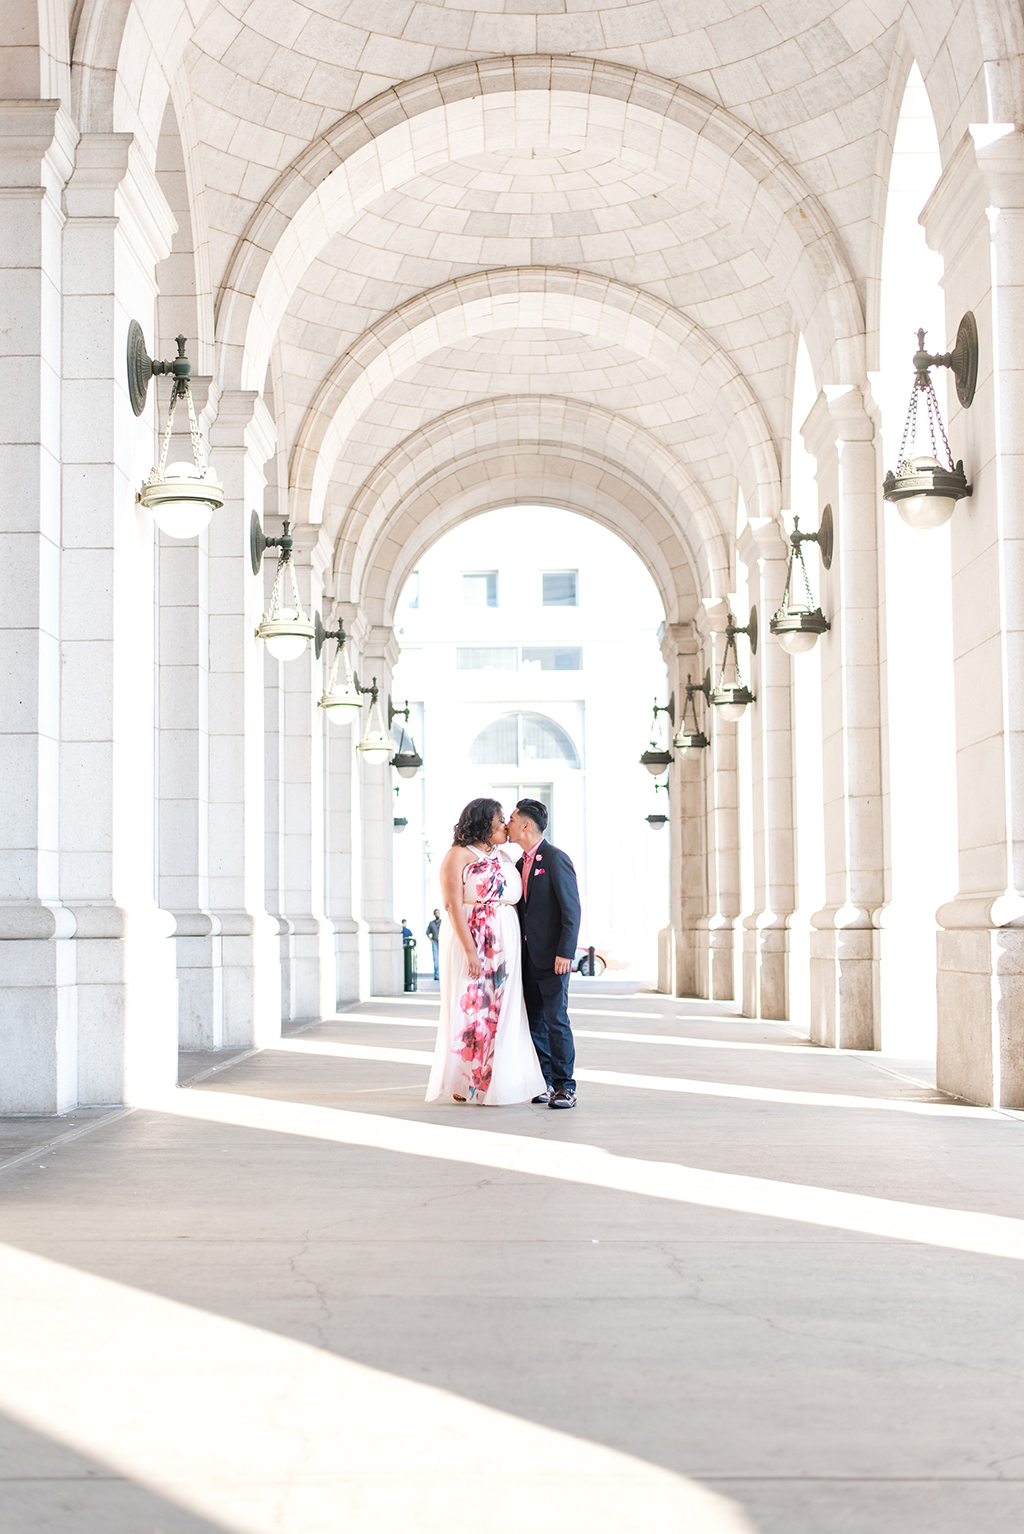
[64,131,175,268]
[657,621,698,665]
[210,390,276,464]
[738,515,787,566]
[0,99,77,186]
[801,384,873,462]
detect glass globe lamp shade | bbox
[140,461,224,539]
[640,748,673,776]
[393,817,409,833]
[672,730,709,754]
[770,609,830,656]
[257,607,316,662]
[646,813,669,831]
[358,729,394,765]
[392,750,423,779]
[883,455,970,531]
[318,684,364,722]
[710,685,754,723]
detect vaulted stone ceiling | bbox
[142,0,995,610]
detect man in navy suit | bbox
[506,798,581,1109]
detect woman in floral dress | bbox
[425,798,546,1106]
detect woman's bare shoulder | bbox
[441,843,475,871]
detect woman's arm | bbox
[439,845,482,978]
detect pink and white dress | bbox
[425,846,545,1106]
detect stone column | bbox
[924,127,1024,1104]
[693,606,740,1001]
[659,622,702,996]
[325,602,370,1004]
[738,519,796,1021]
[206,390,280,1047]
[359,626,402,997]
[0,103,77,1112]
[802,387,884,1049]
[59,132,180,1105]
[263,523,337,1023]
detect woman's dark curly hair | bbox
[452,797,502,848]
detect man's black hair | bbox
[516,797,548,833]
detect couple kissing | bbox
[425,796,581,1109]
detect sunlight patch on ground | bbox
[0,1243,755,1534]
[270,1040,992,1119]
[158,1087,1024,1261]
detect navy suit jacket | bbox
[515,840,581,971]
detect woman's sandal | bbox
[452,1094,467,1102]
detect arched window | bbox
[469,712,580,769]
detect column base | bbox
[694,919,736,1001]
[213,910,281,1049]
[369,920,402,997]
[937,926,1024,1106]
[656,925,675,995]
[742,916,790,1021]
[0,931,78,1115]
[277,914,338,1024]
[810,914,878,1049]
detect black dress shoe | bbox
[532,1088,553,1104]
[549,1088,576,1109]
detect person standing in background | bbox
[426,908,442,981]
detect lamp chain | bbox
[897,376,954,473]
[778,538,816,617]
[156,379,207,479]
[325,634,355,693]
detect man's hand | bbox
[554,955,572,976]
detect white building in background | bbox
[390,507,670,977]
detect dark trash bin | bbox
[403,937,418,993]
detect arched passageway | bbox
[5,3,1024,1110]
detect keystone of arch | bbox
[330,397,725,628]
[215,56,865,394]
[288,268,780,532]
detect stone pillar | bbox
[206,390,280,1047]
[659,622,702,996]
[802,388,884,1049]
[924,127,1024,1104]
[0,102,77,1112]
[738,519,796,1020]
[359,626,402,997]
[263,524,337,1023]
[693,606,740,1001]
[324,602,369,1004]
[59,132,180,1105]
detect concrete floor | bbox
[3,989,1024,1532]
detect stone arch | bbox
[216,56,866,394]
[290,267,780,536]
[335,412,708,633]
[70,0,207,149]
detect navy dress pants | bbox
[522,951,576,1091]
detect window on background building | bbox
[542,571,577,606]
[456,647,517,671]
[521,646,582,671]
[463,572,498,607]
[404,571,419,608]
[469,712,580,769]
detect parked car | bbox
[573,945,607,978]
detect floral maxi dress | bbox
[425,848,546,1106]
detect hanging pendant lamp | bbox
[770,508,832,655]
[131,328,224,539]
[882,318,976,529]
[709,610,756,721]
